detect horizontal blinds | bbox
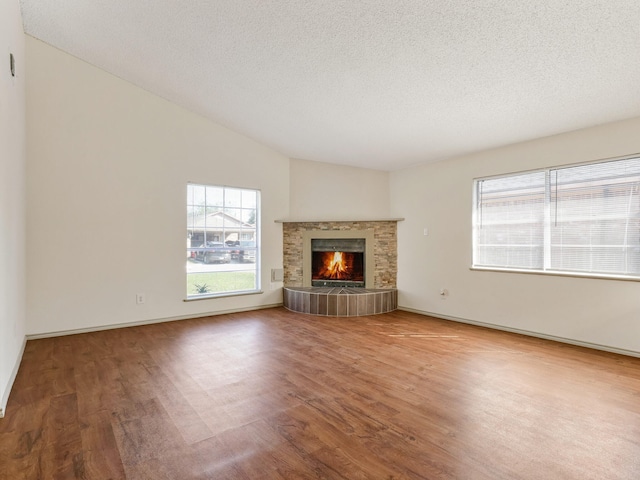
[550,158,640,275]
[475,171,546,269]
[473,155,640,278]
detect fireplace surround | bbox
[305,230,373,287]
[281,220,398,289]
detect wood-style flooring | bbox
[1,308,639,479]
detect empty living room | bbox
[2,1,639,479]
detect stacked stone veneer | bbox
[282,221,398,289]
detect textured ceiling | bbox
[19,1,640,171]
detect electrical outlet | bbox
[136,293,146,304]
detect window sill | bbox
[470,266,640,282]
[184,290,264,302]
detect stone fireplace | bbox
[282,220,398,289]
[280,220,400,316]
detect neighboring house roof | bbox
[188,211,254,231]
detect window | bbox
[473,155,640,279]
[186,184,260,298]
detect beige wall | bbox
[390,117,640,355]
[25,37,290,335]
[0,0,27,416]
[289,158,390,220]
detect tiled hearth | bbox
[284,287,397,316]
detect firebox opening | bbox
[311,251,365,287]
[310,237,366,287]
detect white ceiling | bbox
[19,1,640,171]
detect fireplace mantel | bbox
[275,218,404,223]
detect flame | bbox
[320,251,350,279]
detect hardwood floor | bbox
[1,308,640,479]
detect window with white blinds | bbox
[473,155,640,279]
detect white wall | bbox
[390,117,640,355]
[289,158,390,220]
[26,37,290,336]
[0,0,27,416]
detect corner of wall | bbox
[0,0,28,418]
[0,336,27,418]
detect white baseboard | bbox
[26,303,283,340]
[0,335,27,418]
[398,306,640,359]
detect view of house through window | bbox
[473,155,640,279]
[187,183,260,297]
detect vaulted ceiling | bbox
[19,1,640,171]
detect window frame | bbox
[472,154,640,282]
[185,183,262,300]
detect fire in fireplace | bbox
[311,238,365,287]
